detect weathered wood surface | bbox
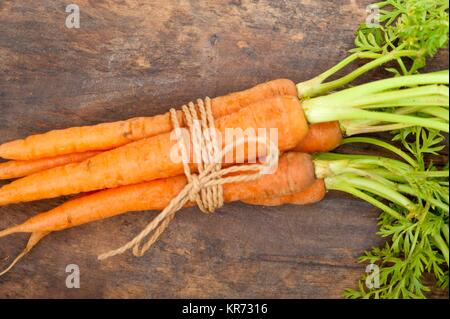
[0,0,448,298]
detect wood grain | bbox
[0,0,448,298]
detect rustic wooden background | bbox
[0,0,448,298]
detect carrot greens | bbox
[303,71,449,135]
[314,135,449,298]
[296,0,449,98]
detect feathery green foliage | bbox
[296,0,449,97]
[330,134,449,299]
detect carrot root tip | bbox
[0,231,48,277]
[0,226,21,238]
[0,250,28,277]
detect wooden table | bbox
[0,0,448,298]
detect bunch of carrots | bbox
[0,0,448,298]
[0,70,448,281]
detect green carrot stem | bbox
[396,185,449,213]
[339,103,449,135]
[355,167,448,183]
[393,105,449,120]
[314,157,413,177]
[408,224,422,261]
[339,137,417,167]
[295,52,382,98]
[300,71,449,134]
[305,108,448,133]
[432,233,449,266]
[418,106,450,121]
[342,123,414,135]
[325,178,407,221]
[442,224,449,245]
[360,95,449,109]
[314,154,412,172]
[411,171,449,178]
[341,85,448,109]
[343,176,415,210]
[303,71,449,107]
[296,50,419,97]
[363,168,408,183]
[307,52,383,81]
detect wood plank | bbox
[0,0,448,298]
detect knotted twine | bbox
[98,97,279,260]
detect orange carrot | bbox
[293,121,343,153]
[6,121,341,175]
[0,79,297,160]
[0,153,314,236]
[0,153,315,276]
[0,96,308,206]
[242,179,326,206]
[0,151,100,180]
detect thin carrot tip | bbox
[0,231,48,276]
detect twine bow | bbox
[98,97,278,260]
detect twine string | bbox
[98,97,278,260]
